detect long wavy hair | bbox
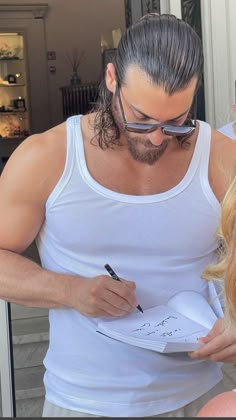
[201,175,236,327]
[92,13,203,149]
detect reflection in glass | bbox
[124,0,160,27]
[141,0,160,15]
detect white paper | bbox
[97,291,217,353]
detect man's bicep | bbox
[0,186,45,253]
[0,130,64,254]
[0,145,46,253]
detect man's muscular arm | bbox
[0,129,137,316]
[0,128,68,308]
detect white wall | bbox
[45,0,126,126]
[0,0,126,127]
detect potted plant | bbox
[66,48,85,86]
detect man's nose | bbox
[148,128,166,146]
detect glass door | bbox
[0,243,49,417]
[0,300,16,417]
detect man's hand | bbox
[189,318,236,363]
[68,274,138,318]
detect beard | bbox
[111,100,171,165]
[126,136,170,165]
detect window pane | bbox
[141,0,160,15]
[181,0,205,121]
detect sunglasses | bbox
[117,86,196,137]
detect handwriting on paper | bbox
[132,316,182,338]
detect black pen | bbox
[104,264,144,314]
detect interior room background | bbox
[0,0,126,132]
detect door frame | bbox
[0,301,15,417]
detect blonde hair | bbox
[202,176,236,327]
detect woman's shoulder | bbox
[196,390,236,417]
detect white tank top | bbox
[36,115,223,416]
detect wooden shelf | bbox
[0,110,27,115]
[0,83,25,87]
[0,58,23,62]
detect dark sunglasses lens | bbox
[126,123,156,133]
[163,126,195,137]
[125,122,196,136]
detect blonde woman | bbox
[197,176,236,417]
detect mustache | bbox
[130,137,170,148]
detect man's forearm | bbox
[0,249,73,308]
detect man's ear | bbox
[105,63,117,94]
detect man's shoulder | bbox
[23,121,66,149]
[208,128,236,201]
[0,122,68,200]
[10,121,67,165]
[211,127,236,152]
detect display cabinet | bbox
[0,32,30,140]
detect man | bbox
[0,13,236,417]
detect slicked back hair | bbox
[92,13,203,149]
